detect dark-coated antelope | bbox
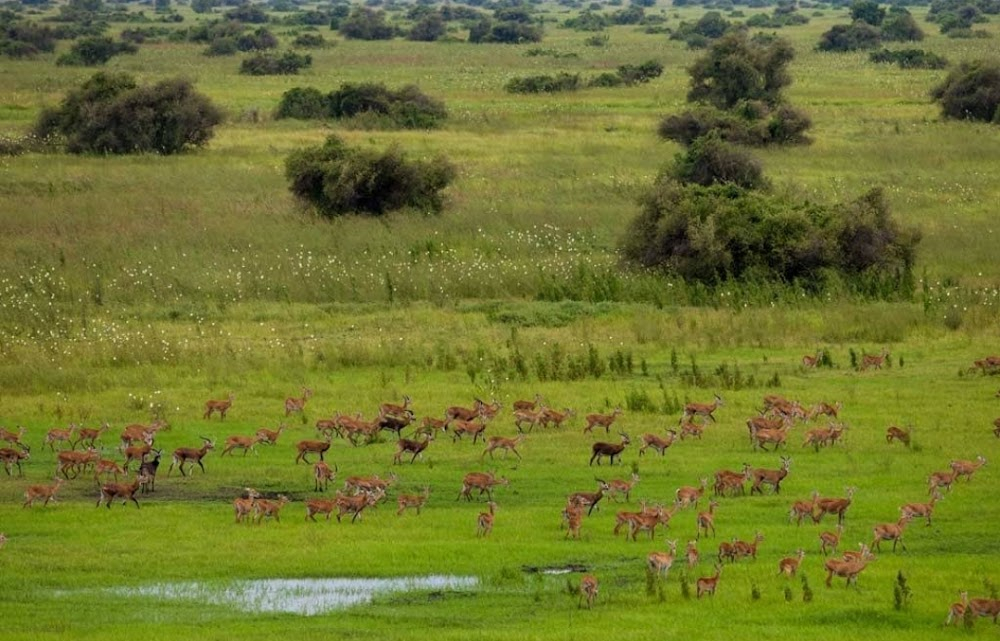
[137,449,161,494]
[885,425,911,447]
[589,432,630,466]
[394,434,433,464]
[568,480,611,516]
[203,393,234,420]
[168,438,215,476]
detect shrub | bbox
[291,32,329,47]
[869,48,948,68]
[687,31,795,109]
[225,2,268,23]
[33,72,222,155]
[408,12,445,40]
[204,36,238,55]
[850,0,885,26]
[469,18,542,43]
[671,133,767,189]
[660,102,811,146]
[56,36,137,65]
[0,19,57,58]
[239,50,311,75]
[881,8,924,40]
[284,134,456,217]
[236,26,278,51]
[505,72,581,93]
[930,59,1000,122]
[817,21,882,51]
[274,86,328,119]
[616,59,663,85]
[339,7,394,40]
[327,82,447,128]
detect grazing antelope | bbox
[313,461,337,491]
[284,387,313,417]
[73,423,109,449]
[168,438,215,476]
[221,434,262,457]
[97,474,149,509]
[681,395,723,424]
[0,447,30,477]
[812,487,856,525]
[789,491,820,526]
[871,514,912,553]
[900,492,942,527]
[0,426,29,452]
[512,394,544,412]
[945,592,969,626]
[819,524,844,556]
[579,575,598,609]
[607,472,640,503]
[676,478,708,509]
[93,458,126,486]
[394,434,433,464]
[539,407,574,430]
[627,506,675,541]
[458,471,509,502]
[639,430,678,456]
[254,495,291,524]
[696,565,722,598]
[294,435,332,464]
[950,455,987,482]
[860,349,890,371]
[647,539,679,578]
[396,486,431,515]
[568,480,611,516]
[928,469,958,495]
[256,424,287,446]
[233,488,260,524]
[476,501,496,537]
[696,500,719,539]
[686,540,699,568]
[203,393,234,420]
[885,425,911,447]
[778,549,806,577]
[23,477,64,508]
[513,408,545,434]
[824,546,874,587]
[137,450,162,493]
[583,408,623,434]
[450,419,487,444]
[43,425,77,452]
[589,432,630,466]
[481,434,525,461]
[801,352,821,368]
[748,456,792,495]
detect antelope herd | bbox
[1,358,998,625]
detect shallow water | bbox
[110,575,478,616]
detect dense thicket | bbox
[930,59,1000,122]
[0,15,56,58]
[56,35,137,65]
[239,51,311,74]
[869,48,947,68]
[818,6,923,51]
[275,83,447,129]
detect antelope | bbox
[0,426,29,451]
[512,394,543,412]
[824,545,874,587]
[613,500,659,536]
[450,419,487,444]
[168,437,215,476]
[747,415,789,445]
[841,542,871,563]
[675,478,708,509]
[343,472,397,497]
[568,480,611,516]
[0,533,5,548]
[379,395,412,418]
[122,442,153,472]
[563,502,585,540]
[945,592,969,626]
[294,435,332,464]
[885,425,911,447]
[73,423,109,449]
[647,539,678,578]
[481,434,525,461]
[476,501,497,537]
[94,458,126,485]
[681,395,723,424]
[339,414,380,446]
[394,434,433,464]
[313,461,336,491]
[256,424,287,446]
[539,407,574,430]
[994,416,1000,438]
[714,467,750,497]
[0,447,30,477]
[137,450,161,493]
[221,434,263,457]
[928,469,958,495]
[789,490,820,526]
[696,565,722,598]
[335,489,382,523]
[679,421,704,440]
[415,416,450,438]
[474,399,502,422]
[765,400,807,422]
[377,411,414,438]
[871,514,912,553]
[44,424,77,451]
[234,488,261,524]
[638,430,678,456]
[802,351,821,368]
[748,456,791,495]
[304,498,337,522]
[627,505,675,541]
[445,403,480,422]
[808,401,842,420]
[458,471,509,502]
[254,495,290,524]
[56,447,99,479]
[752,424,791,452]
[607,472,640,503]
[23,477,64,508]
[686,540,699,568]
[696,499,719,539]
[819,524,844,556]
[583,407,622,434]
[203,393,234,420]
[589,432,630,466]
[718,539,738,564]
[315,416,344,440]
[579,575,598,609]
[778,549,806,577]
[119,424,156,449]
[860,349,890,371]
[97,474,149,509]
[513,408,545,434]
[731,531,765,561]
[801,425,835,451]
[900,492,942,527]
[950,455,987,482]
[396,486,431,515]
[812,486,856,525]
[284,387,313,417]
[968,596,1000,623]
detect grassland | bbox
[1,0,1000,638]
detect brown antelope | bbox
[590,432,630,466]
[579,575,599,609]
[819,524,844,556]
[824,545,874,587]
[686,540,699,568]
[256,424,287,446]
[23,477,64,508]
[627,506,675,541]
[885,425,911,447]
[568,480,611,516]
[950,455,987,482]
[0,447,30,477]
[612,500,659,536]
[900,492,942,527]
[607,472,640,503]
[476,501,496,537]
[396,486,431,515]
[513,408,545,434]
[0,533,6,549]
[512,394,544,412]
[168,437,215,476]
[731,531,765,561]
[394,434,433,464]
[414,416,451,439]
[0,426,29,451]
[679,421,704,440]
[676,478,708,509]
[94,458,127,485]
[335,489,382,523]
[379,395,412,418]
[778,549,806,577]
[681,395,723,424]
[647,539,679,578]
[802,352,821,368]
[450,419,487,444]
[766,400,808,423]
[789,491,820,526]
[221,434,262,457]
[945,592,969,626]
[808,401,842,420]
[233,488,261,524]
[97,474,149,509]
[481,434,525,461]
[44,424,77,451]
[696,499,719,539]
[445,403,480,423]
[801,425,836,451]
[122,442,153,472]
[343,414,382,446]
[539,407,574,430]
[56,447,99,479]
[752,424,791,452]
[315,416,344,440]
[696,565,722,598]
[343,472,397,497]
[304,498,337,522]
[474,399,502,422]
[583,407,622,434]
[119,424,156,449]
[968,596,1000,623]
[928,469,958,495]
[748,456,792,495]
[747,415,789,445]
[458,471,509,502]
[73,423,109,449]
[313,461,337,491]
[812,487,856,525]
[714,467,750,497]
[294,435,332,464]
[254,495,291,524]
[284,387,313,417]
[717,539,738,564]
[871,514,912,553]
[639,430,678,456]
[860,349,890,371]
[994,416,1000,437]
[563,502,585,540]
[203,393,234,420]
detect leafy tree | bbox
[881,7,924,40]
[408,11,445,41]
[659,102,812,146]
[930,59,1000,122]
[225,2,268,23]
[817,21,882,51]
[616,59,663,85]
[274,86,328,119]
[869,48,947,68]
[338,7,394,40]
[33,72,222,154]
[850,0,886,26]
[687,31,795,109]
[191,0,220,14]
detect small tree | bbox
[239,51,311,75]
[408,12,445,41]
[56,36,137,66]
[881,8,924,41]
[817,22,883,51]
[930,59,1000,122]
[687,31,795,109]
[672,133,767,189]
[339,7,394,40]
[850,0,886,26]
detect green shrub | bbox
[239,50,311,75]
[236,26,278,51]
[291,32,329,47]
[338,7,394,40]
[659,102,812,146]
[0,18,57,58]
[505,73,581,93]
[930,59,1000,122]
[869,48,948,68]
[881,7,924,40]
[671,133,767,189]
[274,86,328,119]
[817,21,882,51]
[687,31,795,109]
[56,36,137,65]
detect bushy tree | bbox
[850,0,886,26]
[239,50,311,74]
[687,31,795,109]
[881,8,924,40]
[284,134,456,217]
[0,18,57,58]
[33,72,222,154]
[225,2,268,23]
[817,21,882,51]
[659,102,812,146]
[408,11,445,40]
[338,7,394,40]
[236,27,278,51]
[274,86,327,119]
[275,83,447,128]
[56,36,137,65]
[671,133,767,189]
[930,59,1000,122]
[869,48,947,68]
